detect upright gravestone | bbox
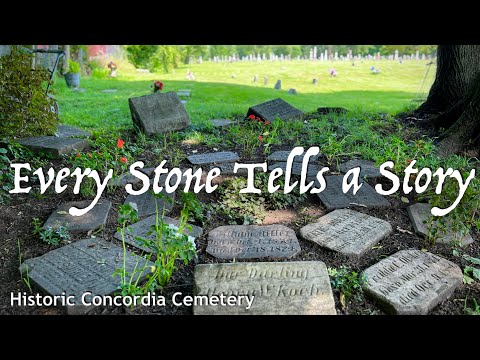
[193,261,336,315]
[253,74,258,83]
[128,92,190,135]
[274,80,282,90]
[339,159,382,178]
[264,76,268,85]
[124,191,175,219]
[362,250,463,314]
[247,98,303,122]
[312,78,318,85]
[187,151,239,165]
[18,136,88,159]
[288,88,297,95]
[207,224,301,260]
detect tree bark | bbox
[63,45,70,74]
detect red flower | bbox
[256,117,262,121]
[258,135,264,141]
[97,152,103,156]
[407,159,412,164]
[76,153,81,158]
[88,153,92,159]
[265,120,271,125]
[120,157,127,164]
[117,138,125,149]
[248,115,256,120]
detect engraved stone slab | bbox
[19,238,153,314]
[212,162,248,176]
[57,125,92,138]
[210,119,235,128]
[268,150,319,163]
[193,261,336,315]
[317,175,390,210]
[124,191,175,219]
[187,151,239,165]
[177,89,191,97]
[339,159,382,178]
[128,92,190,135]
[247,98,304,122]
[268,162,320,178]
[207,225,301,260]
[407,203,474,246]
[18,136,88,158]
[44,199,112,233]
[300,209,392,257]
[362,250,463,314]
[114,215,203,253]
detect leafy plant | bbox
[328,266,365,306]
[67,60,81,74]
[464,297,480,315]
[228,115,273,158]
[39,226,71,246]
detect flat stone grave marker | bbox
[124,191,175,219]
[207,224,301,260]
[268,150,320,163]
[57,125,92,138]
[114,215,203,253]
[339,159,382,178]
[317,175,390,210]
[407,203,474,246]
[268,162,320,178]
[177,89,191,97]
[187,151,239,165]
[19,238,153,314]
[212,162,248,176]
[111,173,143,188]
[155,168,206,187]
[101,89,118,93]
[193,261,336,315]
[129,92,190,135]
[300,209,392,258]
[210,119,235,128]
[246,98,303,122]
[18,136,88,159]
[362,249,463,314]
[44,199,111,233]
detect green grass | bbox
[54,60,435,130]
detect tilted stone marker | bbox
[274,80,282,89]
[212,162,248,176]
[407,203,474,246]
[268,162,320,178]
[129,92,190,135]
[18,136,88,159]
[317,175,390,210]
[207,225,301,260]
[187,151,239,165]
[300,209,392,258]
[268,150,320,163]
[210,119,235,128]
[57,125,92,138]
[124,191,175,219]
[193,261,336,315]
[19,238,153,314]
[339,159,382,178]
[114,215,203,253]
[362,250,463,314]
[44,199,112,233]
[177,89,191,97]
[247,98,304,122]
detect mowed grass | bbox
[54,60,435,130]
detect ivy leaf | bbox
[473,267,480,281]
[463,254,480,265]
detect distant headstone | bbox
[264,76,268,85]
[207,225,301,260]
[288,88,297,95]
[267,150,319,163]
[114,215,203,253]
[407,203,474,246]
[193,261,336,315]
[210,119,235,128]
[128,92,190,135]
[300,209,392,258]
[339,159,382,178]
[317,175,390,210]
[187,151,239,165]
[44,199,112,234]
[124,191,175,219]
[56,125,92,139]
[247,98,303,122]
[177,89,191,97]
[268,162,320,178]
[212,162,248,176]
[253,74,258,83]
[274,80,282,90]
[19,238,153,314]
[312,78,318,85]
[362,250,463,314]
[101,89,117,93]
[317,107,348,115]
[18,136,88,159]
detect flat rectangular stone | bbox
[18,136,88,158]
[56,125,92,138]
[193,261,336,315]
[300,209,392,258]
[207,225,301,260]
[44,199,111,234]
[407,203,474,246]
[317,175,390,210]
[268,150,320,163]
[124,191,174,219]
[19,238,153,314]
[247,98,303,122]
[362,250,463,314]
[111,172,143,187]
[210,119,235,128]
[212,163,249,176]
[339,159,381,178]
[114,215,203,253]
[177,90,191,97]
[187,151,239,165]
[268,162,320,178]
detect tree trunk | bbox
[63,45,70,74]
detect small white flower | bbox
[213,148,218,151]
[191,150,198,153]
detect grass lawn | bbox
[54,60,435,130]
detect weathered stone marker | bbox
[300,209,392,257]
[317,175,390,210]
[193,261,336,315]
[339,159,382,178]
[114,215,203,253]
[212,162,249,176]
[246,98,304,122]
[407,203,474,246]
[18,136,88,159]
[56,125,92,138]
[128,92,190,135]
[19,238,153,314]
[44,199,111,233]
[124,191,174,219]
[207,225,301,260]
[362,250,463,314]
[268,150,320,163]
[187,151,239,165]
[210,119,235,128]
[268,162,320,178]
[288,88,297,95]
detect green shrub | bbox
[67,60,81,74]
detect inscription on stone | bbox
[193,261,336,315]
[124,191,175,219]
[339,159,382,178]
[246,98,304,122]
[362,250,463,314]
[18,136,88,159]
[207,225,301,260]
[187,151,239,165]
